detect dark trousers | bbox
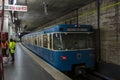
[2,49,7,56]
[10,53,15,62]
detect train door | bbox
[36,35,39,47]
[43,34,48,48]
[48,34,50,49]
[49,33,54,62]
[48,34,52,50]
[51,33,53,50]
[41,35,43,47]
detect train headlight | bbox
[61,56,67,60]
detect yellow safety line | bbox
[101,2,120,10]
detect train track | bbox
[89,72,114,80]
[66,71,114,80]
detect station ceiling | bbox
[16,0,95,31]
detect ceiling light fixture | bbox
[43,1,48,15]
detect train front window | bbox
[53,33,93,50]
[53,33,63,50]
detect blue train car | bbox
[21,24,95,73]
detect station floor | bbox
[4,43,71,80]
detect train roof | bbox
[24,24,93,36]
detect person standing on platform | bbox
[1,40,8,56]
[9,39,16,63]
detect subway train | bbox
[21,24,95,74]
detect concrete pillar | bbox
[3,12,9,32]
[0,0,9,40]
[3,0,9,32]
[0,0,9,80]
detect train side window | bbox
[38,35,39,46]
[40,35,41,46]
[34,36,37,45]
[33,36,34,45]
[30,37,31,44]
[34,36,36,45]
[27,37,29,43]
[28,37,30,44]
[41,35,43,47]
[43,34,48,48]
[32,36,34,45]
[33,36,35,45]
[30,36,32,44]
[38,35,41,46]
[47,34,49,49]
[29,36,31,44]
[36,36,38,46]
[37,36,39,46]
[26,37,28,43]
[47,34,52,49]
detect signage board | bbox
[0,4,27,12]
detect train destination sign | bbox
[67,28,88,32]
[0,5,27,12]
